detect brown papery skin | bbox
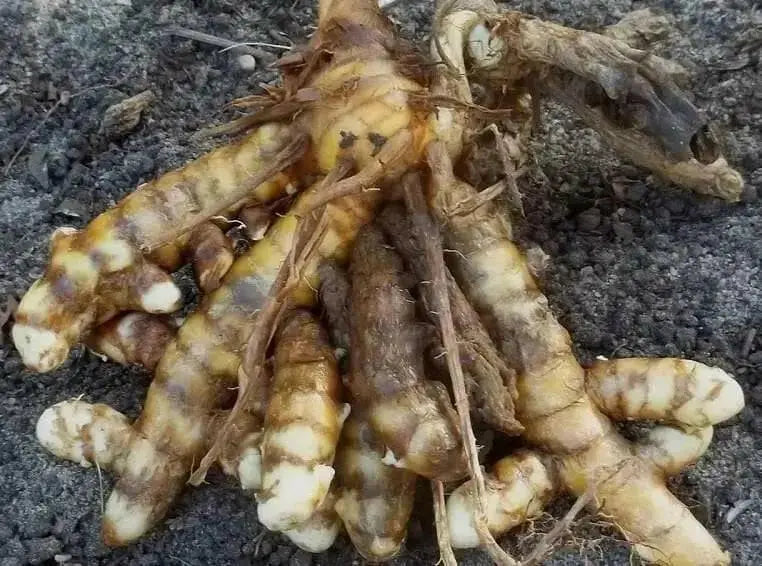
[349,225,467,481]
[334,412,417,561]
[428,142,731,566]
[377,202,521,436]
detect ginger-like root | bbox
[377,202,521,436]
[85,312,177,371]
[636,424,713,478]
[586,357,744,427]
[98,178,378,546]
[185,222,236,293]
[348,224,467,481]
[205,409,264,491]
[446,451,556,549]
[37,400,133,472]
[256,309,348,531]
[426,141,745,565]
[147,219,241,293]
[317,261,352,355]
[333,412,417,561]
[13,123,305,373]
[238,204,276,241]
[94,0,439,543]
[38,398,263,487]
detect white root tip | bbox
[140,281,182,313]
[446,485,480,548]
[283,519,340,553]
[237,446,263,491]
[12,324,69,373]
[103,490,153,545]
[36,400,130,470]
[257,463,335,531]
[675,365,745,426]
[639,425,714,476]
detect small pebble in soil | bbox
[237,54,257,72]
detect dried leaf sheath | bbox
[470,9,744,200]
[377,202,521,435]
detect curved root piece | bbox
[462,9,743,200]
[186,222,236,293]
[13,123,305,373]
[256,309,348,532]
[334,412,417,562]
[636,425,713,477]
[37,400,133,472]
[586,357,745,427]
[86,312,177,371]
[348,224,467,481]
[446,451,556,549]
[427,141,742,566]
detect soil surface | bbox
[0,1,760,565]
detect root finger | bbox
[635,425,713,477]
[585,357,745,427]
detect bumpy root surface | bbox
[256,309,347,531]
[348,224,467,481]
[333,413,417,561]
[446,451,556,549]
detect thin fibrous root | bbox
[433,480,458,566]
[520,481,598,566]
[401,171,517,566]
